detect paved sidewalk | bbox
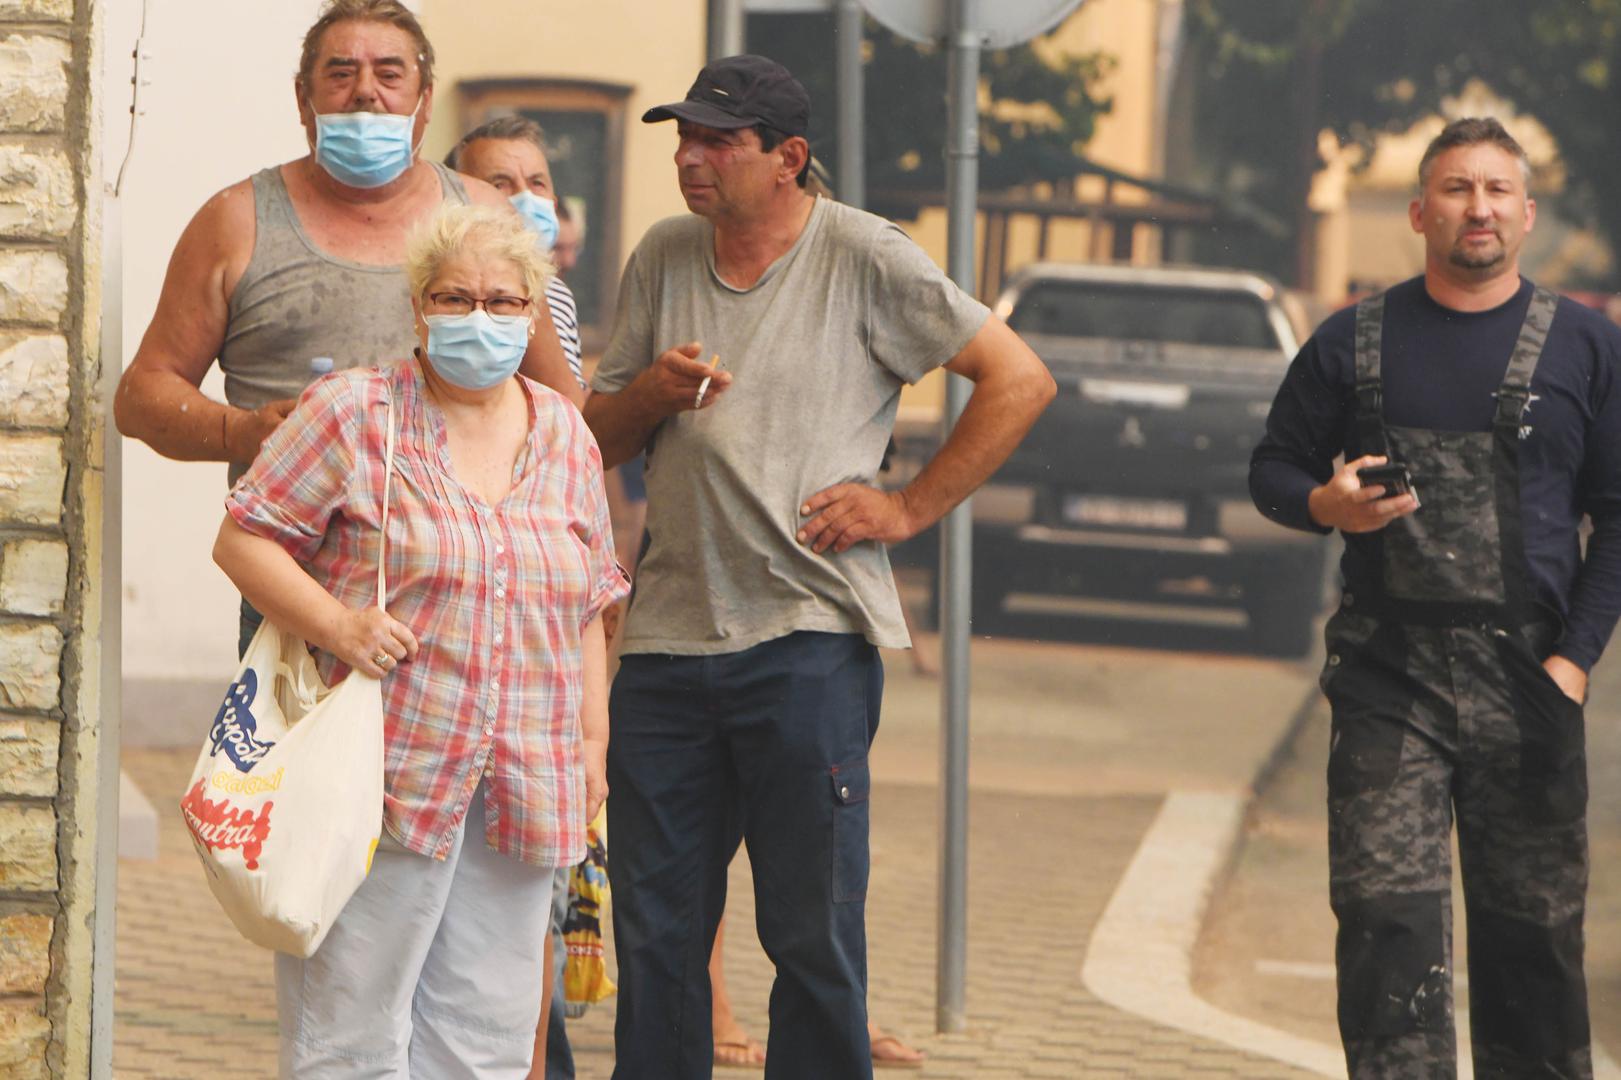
[115,631,1320,1078]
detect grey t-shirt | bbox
[593,197,989,655]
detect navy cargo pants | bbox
[1323,605,1590,1079]
[606,631,880,1080]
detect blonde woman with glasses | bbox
[214,203,627,1078]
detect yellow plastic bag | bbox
[563,807,615,1005]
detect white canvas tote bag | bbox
[181,395,398,957]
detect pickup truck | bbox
[898,262,1331,656]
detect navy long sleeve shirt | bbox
[1250,275,1621,671]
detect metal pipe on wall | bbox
[937,0,980,1038]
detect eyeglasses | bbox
[425,292,532,317]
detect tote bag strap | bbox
[377,392,397,610]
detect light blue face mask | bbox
[509,190,560,251]
[313,98,422,189]
[423,310,530,390]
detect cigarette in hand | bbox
[694,353,721,409]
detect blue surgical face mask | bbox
[510,190,560,251]
[423,310,530,390]
[313,97,422,189]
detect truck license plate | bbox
[1063,495,1187,531]
[1079,379,1190,409]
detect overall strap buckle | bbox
[1493,383,1535,428]
[1491,285,1558,431]
[1354,378,1383,419]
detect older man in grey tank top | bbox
[114,0,581,656]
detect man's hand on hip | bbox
[1308,454,1420,533]
[798,484,916,553]
[1543,654,1588,705]
[634,341,732,417]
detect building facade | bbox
[0,0,108,1075]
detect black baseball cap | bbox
[642,54,810,138]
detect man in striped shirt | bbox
[448,116,587,389]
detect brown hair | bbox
[297,0,435,94]
[755,125,810,189]
[444,115,548,170]
[1417,117,1531,192]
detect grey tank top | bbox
[220,161,469,484]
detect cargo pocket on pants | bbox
[1319,607,1380,697]
[830,756,870,904]
[1505,639,1588,825]
[1327,711,1406,798]
[1322,616,1407,798]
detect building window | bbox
[457,78,632,354]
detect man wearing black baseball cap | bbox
[641,53,811,138]
[585,54,1056,1080]
[639,54,815,220]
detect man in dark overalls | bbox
[1252,117,1621,1078]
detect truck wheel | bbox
[1245,565,1320,658]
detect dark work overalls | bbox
[1321,287,1591,1079]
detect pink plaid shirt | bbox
[227,360,628,868]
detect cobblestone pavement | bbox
[116,621,1325,1078]
[116,747,1315,1078]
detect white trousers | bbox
[276,785,555,1079]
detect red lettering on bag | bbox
[181,779,274,870]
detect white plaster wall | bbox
[110,0,694,683]
[110,1,327,681]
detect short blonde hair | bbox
[405,204,553,307]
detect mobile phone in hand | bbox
[1358,462,1415,500]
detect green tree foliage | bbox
[861,30,1114,193]
[1184,0,1621,286]
[1461,2,1621,288]
[1181,0,1467,280]
[746,13,1113,198]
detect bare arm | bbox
[213,515,418,678]
[115,181,301,463]
[581,341,732,468]
[579,613,609,822]
[798,316,1057,552]
[464,176,584,408]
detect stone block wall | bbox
[0,0,102,1076]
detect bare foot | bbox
[713,1022,766,1069]
[710,915,764,1067]
[869,1021,926,1069]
